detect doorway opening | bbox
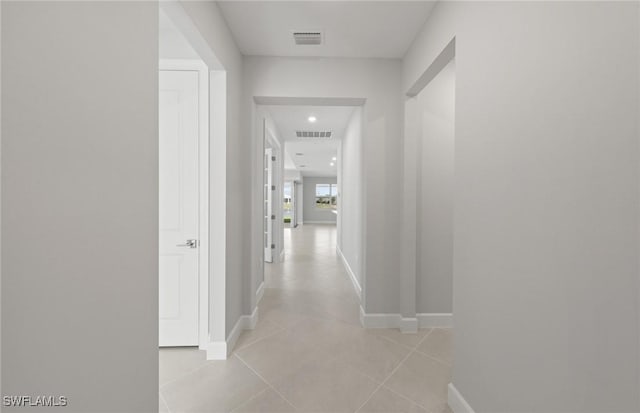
[158,7,209,350]
[157,3,228,363]
[415,59,455,320]
[252,100,365,324]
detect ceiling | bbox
[217,1,436,58]
[265,105,355,177]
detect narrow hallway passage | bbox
[160,225,453,413]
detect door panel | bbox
[159,70,199,347]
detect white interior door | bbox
[159,70,199,347]
[264,147,273,263]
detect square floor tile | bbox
[231,388,297,413]
[233,319,283,352]
[235,330,329,384]
[416,329,453,365]
[162,356,267,413]
[272,357,379,413]
[334,332,411,382]
[159,347,207,387]
[358,386,427,413]
[369,328,432,349]
[385,352,451,410]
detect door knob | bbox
[177,239,198,248]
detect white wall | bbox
[404,2,640,410]
[178,1,246,339]
[159,9,199,60]
[244,56,403,314]
[416,60,455,314]
[1,2,158,411]
[339,108,363,287]
[303,176,338,224]
[296,182,304,225]
[285,169,302,182]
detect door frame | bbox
[159,59,209,349]
[263,122,283,264]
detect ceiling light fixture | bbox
[332,157,337,161]
[308,116,317,123]
[330,162,335,166]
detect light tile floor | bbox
[160,224,453,413]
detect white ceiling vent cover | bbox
[296,131,332,138]
[293,31,323,46]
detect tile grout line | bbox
[159,390,171,413]
[412,327,453,367]
[354,332,427,413]
[413,347,452,368]
[389,328,449,412]
[375,333,425,351]
[355,328,438,413]
[233,325,286,353]
[382,383,438,413]
[233,353,300,412]
[159,360,211,392]
[229,388,269,413]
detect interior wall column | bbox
[400,97,420,332]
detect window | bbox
[283,182,292,223]
[315,183,337,210]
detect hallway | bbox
[160,225,453,413]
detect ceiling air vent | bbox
[296,131,332,138]
[293,31,322,46]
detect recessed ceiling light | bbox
[308,116,317,123]
[332,157,337,161]
[330,162,335,166]
[299,165,307,168]
[295,153,304,156]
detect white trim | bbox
[448,384,475,413]
[206,340,227,360]
[303,221,336,225]
[417,313,453,328]
[359,306,453,330]
[206,307,258,360]
[256,281,265,304]
[337,246,361,300]
[359,306,401,329]
[400,317,418,333]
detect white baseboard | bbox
[206,306,258,360]
[400,317,418,333]
[256,281,265,305]
[360,306,452,330]
[336,246,361,300]
[206,341,228,360]
[359,306,401,328]
[417,313,453,328]
[448,384,475,413]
